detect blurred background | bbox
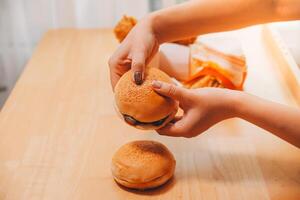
[0,0,186,107]
[0,0,299,109]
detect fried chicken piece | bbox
[114,15,137,42]
[114,15,196,45]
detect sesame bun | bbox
[114,67,178,130]
[111,140,176,190]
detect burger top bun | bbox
[114,67,178,128]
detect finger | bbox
[145,44,159,65]
[170,116,183,123]
[108,44,129,69]
[152,80,187,101]
[110,72,120,91]
[109,59,131,90]
[156,114,192,137]
[108,45,130,89]
[131,51,146,85]
[113,42,130,60]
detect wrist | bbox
[138,13,162,46]
[221,89,246,119]
[146,12,165,44]
[228,90,249,119]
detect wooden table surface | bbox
[0,28,299,200]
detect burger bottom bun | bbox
[134,108,178,130]
[113,167,174,190]
[113,101,178,130]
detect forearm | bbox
[233,91,300,147]
[148,0,300,43]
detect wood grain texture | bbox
[262,25,300,105]
[0,27,299,200]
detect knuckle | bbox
[167,85,177,96]
[132,61,143,69]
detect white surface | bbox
[0,0,153,108]
[0,0,185,108]
[197,31,243,55]
[272,21,300,67]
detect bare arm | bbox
[150,0,300,43]
[109,0,300,87]
[235,92,300,147]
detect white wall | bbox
[0,0,166,107]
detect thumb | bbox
[131,51,146,85]
[151,80,187,101]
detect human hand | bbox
[151,80,238,137]
[108,16,159,89]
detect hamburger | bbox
[114,67,178,130]
[111,140,176,190]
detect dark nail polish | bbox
[134,71,142,85]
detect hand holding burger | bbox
[152,81,237,137]
[108,17,159,89]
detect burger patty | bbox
[123,114,169,127]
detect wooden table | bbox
[0,28,299,200]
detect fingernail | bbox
[152,80,162,89]
[134,71,142,85]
